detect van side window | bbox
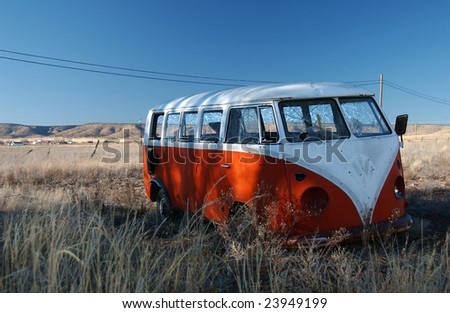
[226,107,259,144]
[260,107,279,143]
[180,111,198,142]
[151,113,164,139]
[200,110,222,142]
[165,113,181,139]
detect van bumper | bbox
[284,213,413,247]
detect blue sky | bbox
[1,0,450,125]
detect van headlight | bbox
[394,176,405,199]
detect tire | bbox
[155,189,173,224]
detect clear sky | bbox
[1,0,450,125]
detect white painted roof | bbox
[151,82,374,111]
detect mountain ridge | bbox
[0,123,143,139]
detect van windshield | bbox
[339,98,391,137]
[279,99,349,142]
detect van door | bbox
[217,105,291,227]
[192,110,227,219]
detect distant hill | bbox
[0,123,143,139]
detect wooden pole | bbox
[379,73,383,107]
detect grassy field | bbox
[0,139,449,292]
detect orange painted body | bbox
[372,151,407,223]
[143,144,410,241]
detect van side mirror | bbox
[394,114,408,136]
[394,114,408,147]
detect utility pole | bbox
[379,73,383,107]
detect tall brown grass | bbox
[0,143,449,292]
[402,141,450,182]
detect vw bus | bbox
[142,83,412,244]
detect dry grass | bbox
[0,141,449,292]
[401,141,450,240]
[402,141,450,182]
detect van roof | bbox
[152,82,374,111]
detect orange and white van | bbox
[143,83,412,244]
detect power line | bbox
[0,49,381,88]
[351,82,379,87]
[0,56,245,87]
[349,78,450,106]
[0,48,396,88]
[3,48,449,106]
[0,48,280,84]
[384,80,450,106]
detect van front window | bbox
[279,99,349,142]
[339,98,391,137]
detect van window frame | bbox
[258,105,280,144]
[179,110,198,142]
[164,112,181,141]
[199,109,223,143]
[338,97,392,138]
[225,104,280,144]
[278,98,350,142]
[225,105,261,144]
[150,112,165,140]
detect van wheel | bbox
[155,189,173,224]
